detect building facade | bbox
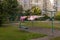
[17,0,60,10]
[17,0,43,10]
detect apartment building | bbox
[17,0,60,10]
[17,0,43,10]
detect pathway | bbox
[28,27,60,40]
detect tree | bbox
[16,5,24,21]
[30,6,41,15]
[0,0,19,26]
[0,0,3,26]
[4,0,19,21]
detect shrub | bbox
[44,14,49,19]
[55,11,60,20]
[55,15,60,20]
[24,9,31,16]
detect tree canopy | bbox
[0,0,19,26]
[30,6,41,15]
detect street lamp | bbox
[43,0,57,36]
[48,0,57,36]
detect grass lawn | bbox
[20,21,60,29]
[51,37,60,40]
[0,25,47,40]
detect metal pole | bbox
[50,0,57,36]
[19,16,21,28]
[51,11,54,35]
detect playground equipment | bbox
[19,0,57,33]
[19,16,44,31]
[19,16,28,31]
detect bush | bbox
[39,14,49,21]
[55,15,60,20]
[35,16,49,21]
[44,14,49,19]
[24,9,31,16]
[55,11,60,20]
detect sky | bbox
[50,0,54,4]
[50,0,60,7]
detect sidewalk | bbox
[28,27,60,40]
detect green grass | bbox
[0,21,60,40]
[0,25,47,40]
[20,21,60,29]
[51,37,60,40]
